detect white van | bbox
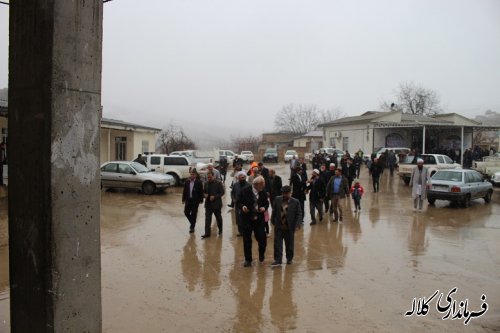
[144,154,194,186]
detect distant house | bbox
[318,111,500,162]
[293,130,323,152]
[0,104,160,184]
[100,118,161,162]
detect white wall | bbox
[323,124,373,153]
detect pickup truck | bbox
[398,154,460,185]
[472,156,500,180]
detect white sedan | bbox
[239,151,254,163]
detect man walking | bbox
[369,158,383,193]
[307,169,325,225]
[271,186,302,266]
[410,158,429,211]
[238,176,269,267]
[291,166,307,226]
[268,168,283,205]
[201,171,225,238]
[182,171,204,233]
[231,171,251,237]
[326,167,349,222]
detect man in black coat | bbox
[271,185,302,266]
[344,158,356,190]
[369,158,383,193]
[201,171,225,238]
[306,169,325,225]
[182,171,204,233]
[238,176,269,267]
[231,171,251,237]
[268,168,283,205]
[291,166,307,226]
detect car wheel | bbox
[462,194,471,208]
[403,177,410,186]
[427,198,436,205]
[142,181,156,195]
[168,173,180,186]
[484,190,492,203]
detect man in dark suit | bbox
[238,176,269,267]
[268,168,283,205]
[182,171,204,233]
[291,166,307,226]
[201,171,225,238]
[271,186,302,266]
[306,169,325,225]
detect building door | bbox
[115,137,127,160]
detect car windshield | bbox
[131,162,150,173]
[266,149,277,153]
[432,171,463,182]
[242,151,252,154]
[286,151,296,154]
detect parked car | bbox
[490,171,500,186]
[426,169,493,207]
[143,154,194,186]
[374,147,411,162]
[284,150,298,163]
[263,148,278,163]
[216,150,236,165]
[239,151,254,163]
[319,147,345,159]
[100,161,176,195]
[399,154,460,185]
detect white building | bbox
[318,111,500,161]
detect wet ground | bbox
[1,164,500,332]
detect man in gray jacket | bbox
[271,186,302,266]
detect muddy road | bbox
[1,164,499,332]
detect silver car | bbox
[427,169,493,207]
[100,161,176,195]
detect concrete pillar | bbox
[422,126,426,154]
[461,126,464,166]
[8,1,102,332]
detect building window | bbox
[342,137,349,151]
[329,138,336,146]
[142,140,149,153]
[115,137,127,160]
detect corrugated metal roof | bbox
[318,111,385,127]
[101,118,162,132]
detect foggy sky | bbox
[1,0,500,139]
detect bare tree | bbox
[231,134,262,153]
[474,109,500,125]
[319,107,347,123]
[381,82,441,116]
[274,104,344,134]
[157,122,196,154]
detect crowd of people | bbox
[181,150,375,268]
[180,143,497,267]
